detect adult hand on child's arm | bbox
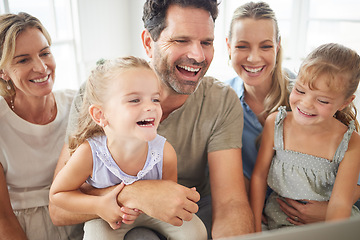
[279,185,360,225]
[117,180,200,226]
[277,198,328,225]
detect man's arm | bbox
[50,145,201,227]
[117,179,200,226]
[208,148,254,238]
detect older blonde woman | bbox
[0,12,82,239]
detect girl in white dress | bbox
[50,56,207,240]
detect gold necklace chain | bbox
[10,95,55,122]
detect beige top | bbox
[0,90,75,210]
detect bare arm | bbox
[279,133,360,225]
[326,133,360,221]
[50,144,201,227]
[117,179,200,226]
[250,115,276,232]
[161,141,177,182]
[50,142,126,229]
[0,164,28,240]
[208,148,254,238]
[49,144,100,226]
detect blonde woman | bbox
[225,1,360,228]
[0,12,81,239]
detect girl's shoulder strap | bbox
[333,120,356,163]
[274,106,287,150]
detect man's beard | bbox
[153,53,207,95]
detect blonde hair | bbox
[228,2,290,116]
[68,56,154,155]
[0,12,51,98]
[297,43,360,131]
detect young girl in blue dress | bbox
[250,43,360,231]
[49,56,207,239]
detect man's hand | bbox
[277,198,328,225]
[118,180,200,226]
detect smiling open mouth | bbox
[243,66,264,73]
[30,75,49,83]
[176,65,200,77]
[136,118,155,126]
[298,107,315,116]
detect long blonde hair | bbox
[228,1,290,116]
[297,43,360,131]
[68,56,153,155]
[0,12,51,98]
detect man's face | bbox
[151,5,215,95]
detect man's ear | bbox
[89,104,107,127]
[141,29,153,58]
[225,37,231,60]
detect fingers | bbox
[261,213,268,224]
[182,187,200,216]
[187,187,200,203]
[276,198,304,224]
[113,182,125,195]
[287,217,304,225]
[169,217,184,227]
[108,220,122,230]
[121,206,141,216]
[120,206,142,225]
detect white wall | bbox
[74,0,146,83]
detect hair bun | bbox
[96,58,106,66]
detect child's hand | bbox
[96,183,125,229]
[120,206,142,224]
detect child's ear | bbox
[339,94,355,111]
[89,104,108,127]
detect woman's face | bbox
[3,27,55,98]
[226,18,279,89]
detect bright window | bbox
[208,0,360,81]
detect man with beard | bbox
[49,0,254,239]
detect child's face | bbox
[103,67,162,142]
[289,74,350,126]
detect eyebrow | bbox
[124,91,161,97]
[13,46,50,59]
[171,35,214,42]
[236,39,274,44]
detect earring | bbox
[6,81,11,90]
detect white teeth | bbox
[178,65,200,72]
[299,108,313,116]
[32,75,49,83]
[244,66,263,73]
[137,118,155,126]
